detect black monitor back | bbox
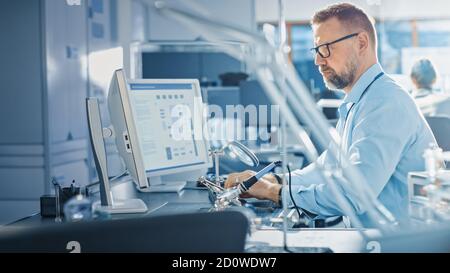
[142,52,242,86]
[240,80,277,127]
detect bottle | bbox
[63,191,93,222]
[423,143,443,182]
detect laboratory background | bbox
[0,0,449,254]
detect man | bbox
[410,58,450,118]
[411,58,438,98]
[225,3,437,227]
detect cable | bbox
[85,169,129,189]
[6,212,40,226]
[287,164,318,223]
[287,164,303,222]
[280,164,295,253]
[284,164,316,253]
[109,170,129,182]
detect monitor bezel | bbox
[108,70,149,190]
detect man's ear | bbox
[357,32,370,54]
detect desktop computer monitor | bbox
[108,70,211,192]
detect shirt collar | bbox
[343,63,384,104]
[414,88,432,98]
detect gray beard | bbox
[323,60,358,91]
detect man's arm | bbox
[289,150,332,186]
[225,150,329,188]
[287,97,417,217]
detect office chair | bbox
[425,115,450,151]
[0,211,249,253]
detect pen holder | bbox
[40,186,86,218]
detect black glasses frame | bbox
[310,33,359,58]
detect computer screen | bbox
[128,80,209,175]
[108,70,210,192]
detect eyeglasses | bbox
[310,33,359,58]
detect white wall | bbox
[377,0,450,20]
[145,0,256,40]
[256,0,450,23]
[117,0,149,77]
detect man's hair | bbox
[410,58,437,90]
[311,3,377,49]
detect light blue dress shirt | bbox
[286,63,437,227]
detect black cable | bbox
[287,164,303,222]
[284,164,316,253]
[287,164,318,222]
[83,170,130,196]
[85,169,129,189]
[281,164,296,253]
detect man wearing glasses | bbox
[225,3,436,227]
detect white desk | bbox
[247,228,381,253]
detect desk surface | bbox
[5,175,373,253]
[248,228,380,253]
[7,177,211,227]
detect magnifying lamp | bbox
[210,141,259,186]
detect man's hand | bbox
[225,170,256,198]
[225,170,282,203]
[225,170,255,189]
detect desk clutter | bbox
[40,179,90,220]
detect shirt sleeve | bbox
[289,150,330,186]
[286,97,417,217]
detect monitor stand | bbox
[136,176,186,194]
[93,198,148,214]
[86,98,148,214]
